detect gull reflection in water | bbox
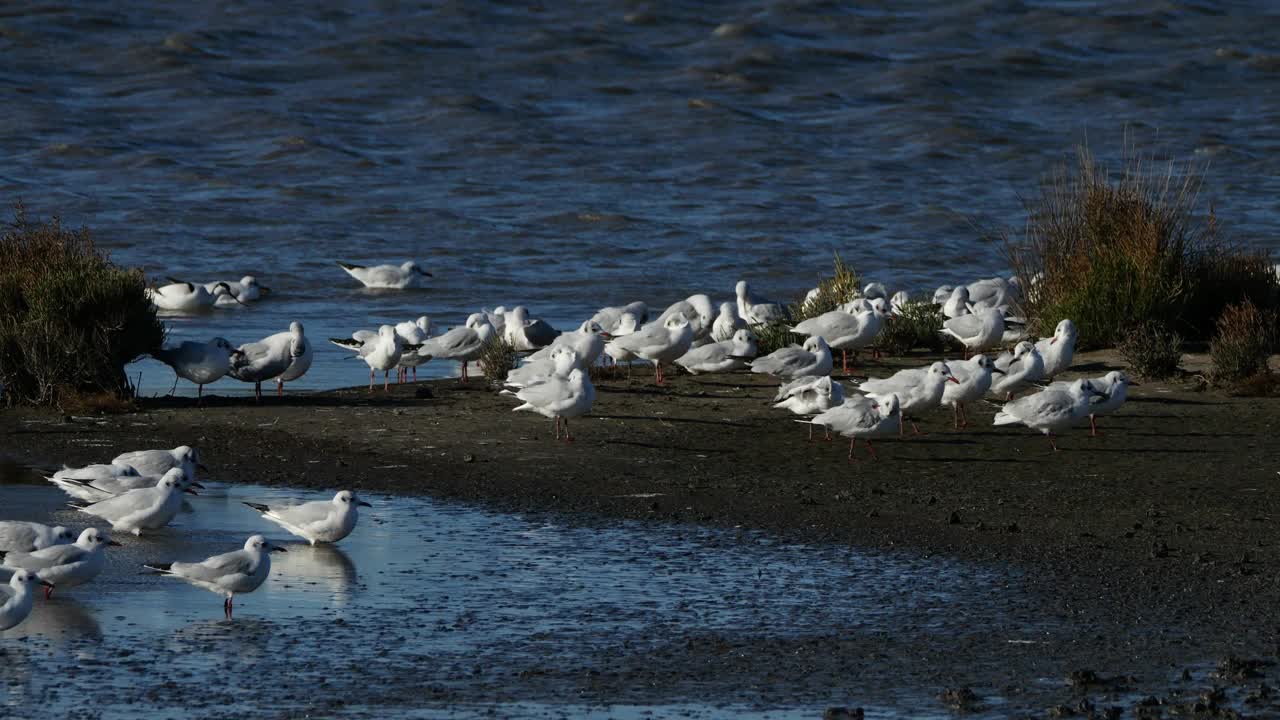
[4,598,102,641]
[272,544,358,605]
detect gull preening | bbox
[942,354,1001,429]
[658,295,716,342]
[524,320,610,368]
[204,275,269,305]
[0,528,119,599]
[941,307,1006,352]
[750,336,833,382]
[993,378,1102,451]
[329,325,416,391]
[1049,370,1130,436]
[606,312,695,385]
[229,321,311,400]
[676,328,757,374]
[503,306,560,351]
[145,535,285,619]
[507,350,596,441]
[991,341,1045,399]
[151,337,244,399]
[1036,319,1078,378]
[416,313,495,382]
[147,281,240,312]
[505,344,579,390]
[50,462,139,484]
[0,522,75,553]
[46,468,203,503]
[790,304,887,373]
[708,302,746,343]
[338,260,432,289]
[0,570,53,632]
[804,394,901,460]
[591,301,649,335]
[736,280,789,325]
[242,490,371,545]
[774,375,846,440]
[70,469,194,535]
[394,316,433,381]
[111,445,203,480]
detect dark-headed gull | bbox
[736,280,789,325]
[607,312,695,386]
[991,341,1044,399]
[803,394,901,460]
[509,364,596,441]
[941,307,1005,352]
[147,281,238,312]
[0,522,75,553]
[750,336,833,382]
[993,378,1102,450]
[676,328,757,375]
[505,345,580,390]
[51,462,139,484]
[0,570,53,631]
[338,260,432,289]
[942,354,1001,429]
[112,445,203,479]
[1036,319,1078,378]
[0,528,120,599]
[856,361,956,435]
[273,322,314,394]
[144,534,286,619]
[242,491,370,545]
[1049,370,1131,436]
[152,337,243,400]
[71,469,194,535]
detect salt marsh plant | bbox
[479,337,519,388]
[1209,301,1273,384]
[876,299,949,356]
[1116,321,1183,379]
[0,206,164,408]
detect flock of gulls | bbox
[1,445,371,629]
[140,260,1131,452]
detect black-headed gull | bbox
[942,355,1001,429]
[204,275,269,305]
[242,491,371,545]
[991,341,1044,399]
[1049,370,1130,436]
[503,306,560,351]
[856,361,956,435]
[675,328,757,374]
[709,302,746,342]
[0,522,75,553]
[932,285,954,305]
[112,445,203,479]
[1035,319,1078,378]
[736,280,789,325]
[525,320,610,367]
[273,321,314,395]
[330,325,412,391]
[47,468,203,503]
[659,295,716,341]
[890,291,911,315]
[750,336,833,382]
[509,362,596,441]
[774,375,846,440]
[993,378,1102,450]
[337,260,432,289]
[144,534,286,619]
[0,528,119,599]
[71,469,194,535]
[417,313,495,382]
[394,316,433,382]
[152,337,243,400]
[790,306,887,373]
[229,322,308,401]
[941,307,1006,351]
[607,312,695,386]
[504,345,580,390]
[803,394,901,460]
[51,462,139,484]
[942,286,971,319]
[591,301,649,334]
[966,277,1014,311]
[147,281,239,312]
[0,570,53,631]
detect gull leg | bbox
[898,415,904,437]
[910,419,923,436]
[961,403,969,429]
[384,369,390,391]
[167,374,178,397]
[369,368,374,392]
[865,439,879,460]
[808,423,814,442]
[564,418,573,442]
[1089,414,1101,437]
[197,384,204,406]
[413,366,417,382]
[847,436,857,462]
[254,382,262,403]
[1047,433,1060,452]
[277,379,284,397]
[842,350,848,375]
[953,404,960,430]
[44,584,53,600]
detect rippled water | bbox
[2,475,1046,718]
[3,1,1278,393]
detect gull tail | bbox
[143,563,174,575]
[67,501,90,511]
[992,410,1017,426]
[242,501,271,514]
[336,261,364,271]
[329,338,363,350]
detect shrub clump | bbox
[877,298,948,356]
[478,337,519,388]
[1209,301,1274,384]
[752,253,858,355]
[1116,321,1184,379]
[1003,144,1278,349]
[0,206,164,408]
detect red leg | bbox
[369,369,374,392]
[1048,433,1060,452]
[413,366,417,381]
[44,585,53,600]
[960,403,969,429]
[277,381,283,397]
[847,436,857,462]
[1089,415,1100,437]
[842,350,848,375]
[564,418,573,442]
[384,370,390,391]
[865,439,878,460]
[910,419,923,436]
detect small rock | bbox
[463,454,475,463]
[939,686,980,711]
[1004,522,1021,534]
[1067,669,1100,687]
[414,387,434,399]
[947,511,962,525]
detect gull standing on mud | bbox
[416,313,495,382]
[606,312,695,385]
[857,361,957,435]
[941,307,1006,352]
[229,322,309,400]
[736,280,789,325]
[147,281,239,312]
[790,305,887,373]
[804,394,901,461]
[144,535,285,619]
[942,355,1001,429]
[991,341,1044,399]
[1050,370,1131,436]
[71,470,194,535]
[151,337,243,400]
[993,378,1102,451]
[591,301,649,335]
[0,570,53,632]
[750,336,833,382]
[0,522,75,553]
[676,328,757,374]
[330,325,413,391]
[242,491,371,545]
[273,321,314,395]
[505,345,580,390]
[774,375,846,440]
[508,359,596,441]
[337,260,432,289]
[394,316,432,382]
[0,528,120,599]
[658,295,716,341]
[112,445,203,480]
[1036,319,1078,378]
[524,320,610,367]
[503,306,560,351]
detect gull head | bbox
[240,275,257,288]
[115,464,140,477]
[77,527,121,550]
[732,328,755,345]
[52,526,76,544]
[616,312,639,334]
[245,534,287,553]
[665,312,690,330]
[1051,319,1077,344]
[870,297,891,316]
[687,294,715,328]
[933,285,954,304]
[334,490,373,508]
[863,282,887,300]
[403,261,433,277]
[174,445,200,467]
[1011,340,1035,362]
[735,280,749,298]
[950,286,970,302]
[929,361,959,383]
[210,281,233,298]
[879,393,901,416]
[567,368,586,384]
[718,302,738,320]
[9,569,52,591]
[801,336,826,353]
[213,337,237,354]
[379,325,397,340]
[415,316,431,332]
[289,321,305,336]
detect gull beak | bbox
[357,500,373,508]
[108,540,123,547]
[39,580,55,589]
[947,376,959,383]
[991,368,1006,375]
[269,544,288,553]
[183,488,199,496]
[1050,337,1057,345]
[189,481,206,490]
[600,332,613,340]
[417,268,433,277]
[260,286,272,296]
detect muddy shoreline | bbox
[4,349,1280,716]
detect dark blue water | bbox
[3,1,1278,393]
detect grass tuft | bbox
[876,298,949,356]
[478,337,519,388]
[0,204,164,408]
[751,253,859,355]
[1116,321,1184,379]
[1209,301,1273,384]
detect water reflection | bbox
[274,544,359,605]
[2,598,102,641]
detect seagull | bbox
[736,280,789,325]
[658,295,716,341]
[790,306,887,373]
[144,535,286,619]
[750,336,833,382]
[803,394,901,461]
[709,302,746,342]
[993,378,1102,450]
[273,321,314,395]
[862,282,888,300]
[991,341,1044,399]
[1035,319,1078,378]
[204,275,269,304]
[151,337,244,400]
[0,528,119,599]
[337,260,432,289]
[70,469,194,535]
[942,355,1002,429]
[416,313,495,382]
[966,277,1013,311]
[942,286,971,319]
[50,462,139,484]
[941,307,1006,351]
[606,312,695,386]
[111,445,203,480]
[0,570,53,632]
[503,307,560,351]
[510,365,596,441]
[394,316,433,382]
[675,328,757,374]
[525,320,610,367]
[46,468,203,503]
[330,325,412,391]
[889,290,912,315]
[504,345,581,390]
[0,522,75,554]
[147,281,239,312]
[228,322,309,401]
[1049,370,1131,436]
[932,285,955,305]
[242,491,371,545]
[591,302,649,334]
[774,375,846,440]
[856,361,957,435]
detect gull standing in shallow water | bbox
[803,394,901,461]
[0,528,120,599]
[111,445,203,480]
[0,570,53,631]
[151,337,243,400]
[144,535,286,619]
[337,260,432,289]
[71,470,194,536]
[242,491,371,545]
[993,378,1102,451]
[0,522,75,553]
[416,313,495,382]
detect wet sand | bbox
[4,349,1280,717]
